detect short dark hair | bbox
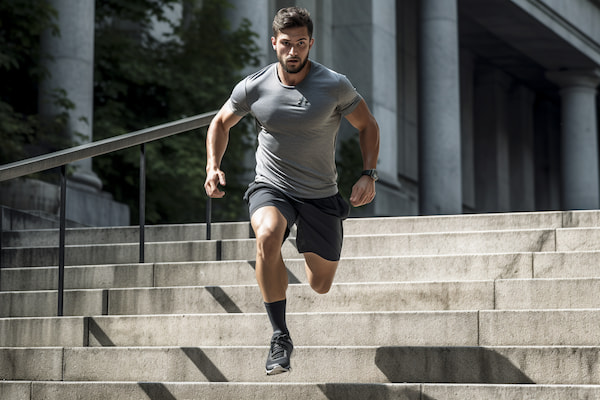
[272,7,313,38]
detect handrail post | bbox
[139,144,146,263]
[57,165,67,317]
[206,198,212,240]
[0,207,4,288]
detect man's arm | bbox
[344,99,380,207]
[204,105,243,198]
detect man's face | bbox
[272,26,314,74]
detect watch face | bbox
[363,169,378,181]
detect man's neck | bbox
[277,61,311,86]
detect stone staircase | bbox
[1,210,600,399]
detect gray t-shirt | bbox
[226,61,362,199]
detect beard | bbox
[280,53,309,74]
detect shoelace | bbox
[270,336,290,359]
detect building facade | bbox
[4,0,599,226]
[230,0,600,216]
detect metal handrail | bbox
[0,111,217,181]
[0,110,218,316]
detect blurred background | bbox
[1,0,600,228]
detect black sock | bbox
[264,299,289,336]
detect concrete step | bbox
[3,345,600,384]
[5,250,600,292]
[0,263,155,291]
[0,311,478,347]
[104,281,494,315]
[7,225,598,268]
[4,275,600,317]
[557,227,600,251]
[4,210,598,248]
[4,309,600,348]
[0,289,108,317]
[3,227,568,268]
[0,279,494,317]
[496,277,600,309]
[0,251,537,291]
[2,381,600,400]
[343,210,600,235]
[0,381,424,400]
[343,210,564,234]
[1,222,253,247]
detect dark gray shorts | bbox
[244,183,350,261]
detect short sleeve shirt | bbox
[226,61,362,198]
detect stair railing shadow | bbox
[204,286,243,313]
[87,317,115,347]
[318,383,430,400]
[138,382,178,400]
[375,346,535,384]
[181,347,228,382]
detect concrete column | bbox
[508,85,536,211]
[473,66,512,213]
[547,69,600,210]
[39,0,101,191]
[418,0,462,215]
[460,49,475,212]
[534,99,561,211]
[229,0,270,69]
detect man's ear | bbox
[271,36,277,50]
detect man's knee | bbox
[254,226,284,258]
[309,278,333,294]
[304,253,338,294]
[252,207,287,259]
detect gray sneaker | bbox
[265,333,293,375]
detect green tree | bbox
[0,0,68,165]
[93,0,260,223]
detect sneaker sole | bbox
[266,364,291,375]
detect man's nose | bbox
[288,46,298,56]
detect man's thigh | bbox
[245,183,297,241]
[296,193,349,262]
[303,252,339,293]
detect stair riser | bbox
[343,210,600,235]
[5,227,597,268]
[4,310,600,348]
[1,252,538,291]
[496,277,600,309]
[6,250,600,292]
[6,210,598,248]
[105,282,494,315]
[2,229,561,268]
[2,346,600,384]
[5,276,600,318]
[0,312,478,347]
[343,211,562,235]
[3,382,600,400]
[2,223,253,247]
[0,290,107,317]
[0,264,155,291]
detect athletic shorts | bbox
[244,182,351,261]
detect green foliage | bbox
[93,0,260,223]
[0,0,61,163]
[336,134,363,201]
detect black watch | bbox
[361,169,378,181]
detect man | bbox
[204,6,379,375]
